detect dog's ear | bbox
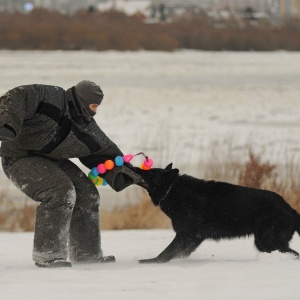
[169,168,179,176]
[163,168,179,184]
[165,163,173,170]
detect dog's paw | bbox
[139,258,165,264]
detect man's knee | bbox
[35,182,77,210]
[74,176,100,209]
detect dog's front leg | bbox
[139,234,203,264]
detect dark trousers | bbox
[2,156,103,263]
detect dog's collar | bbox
[159,182,175,204]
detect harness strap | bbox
[35,103,71,154]
[159,183,175,204]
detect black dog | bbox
[133,164,300,263]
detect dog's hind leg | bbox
[256,236,299,258]
[279,247,299,258]
[254,213,299,257]
[139,234,203,264]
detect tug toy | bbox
[88,152,154,186]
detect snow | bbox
[0,50,300,208]
[1,50,299,166]
[0,50,300,298]
[0,230,300,300]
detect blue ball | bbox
[115,156,124,167]
[102,179,108,186]
[91,167,99,177]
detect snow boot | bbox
[98,255,116,263]
[35,258,72,268]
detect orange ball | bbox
[104,160,115,170]
[140,163,151,170]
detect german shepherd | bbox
[133,164,300,263]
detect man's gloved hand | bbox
[0,124,16,141]
[103,165,142,192]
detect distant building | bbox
[277,0,300,18]
[0,0,299,21]
[0,0,100,13]
[150,0,300,21]
[0,0,25,11]
[97,0,151,17]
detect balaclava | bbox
[73,80,104,121]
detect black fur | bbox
[133,164,300,263]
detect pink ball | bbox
[97,163,107,174]
[123,154,134,163]
[143,158,153,168]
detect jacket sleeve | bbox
[79,140,124,169]
[80,146,141,192]
[0,85,44,137]
[78,121,124,169]
[78,120,142,192]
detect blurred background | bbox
[1,1,300,23]
[0,0,300,231]
[0,0,300,51]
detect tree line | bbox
[0,8,300,51]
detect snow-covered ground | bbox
[0,51,300,299]
[0,50,300,207]
[0,230,300,300]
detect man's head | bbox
[74,80,104,116]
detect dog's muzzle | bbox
[103,165,143,192]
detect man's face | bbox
[89,103,99,114]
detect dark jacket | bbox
[0,84,123,169]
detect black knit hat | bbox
[75,80,104,105]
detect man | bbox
[0,80,141,268]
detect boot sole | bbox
[35,261,72,268]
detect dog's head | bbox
[133,163,179,205]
